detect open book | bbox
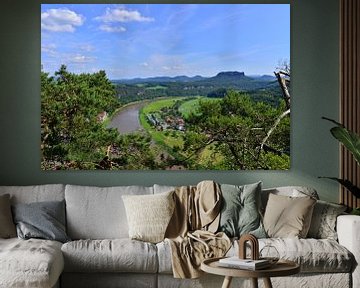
[218,257,271,270]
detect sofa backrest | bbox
[0,184,320,240]
[261,186,319,212]
[153,184,176,194]
[0,184,65,204]
[65,184,153,240]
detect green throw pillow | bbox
[218,182,266,238]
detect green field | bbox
[178,97,220,118]
[141,97,182,113]
[145,85,167,90]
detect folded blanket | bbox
[167,230,231,278]
[165,180,231,278]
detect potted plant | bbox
[321,117,360,215]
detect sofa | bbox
[0,183,359,288]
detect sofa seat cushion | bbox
[157,238,354,274]
[231,238,353,273]
[260,238,353,273]
[62,239,158,273]
[0,238,64,288]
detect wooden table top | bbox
[201,257,300,278]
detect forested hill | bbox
[196,71,276,89]
[113,71,276,86]
[112,71,281,105]
[112,74,206,84]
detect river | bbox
[108,101,147,134]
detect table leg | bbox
[251,278,258,288]
[263,277,273,288]
[221,276,233,288]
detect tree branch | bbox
[260,109,290,152]
[274,71,291,110]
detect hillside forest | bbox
[41,65,290,170]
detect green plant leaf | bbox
[322,117,344,127]
[322,117,360,165]
[351,208,360,215]
[330,127,360,165]
[319,177,360,198]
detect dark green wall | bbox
[0,0,340,202]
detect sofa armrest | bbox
[337,215,360,288]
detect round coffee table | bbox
[201,257,300,288]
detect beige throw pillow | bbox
[122,191,175,243]
[263,193,316,238]
[0,194,17,238]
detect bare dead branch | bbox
[278,70,290,77]
[274,71,291,110]
[260,109,290,152]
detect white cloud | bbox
[79,44,95,52]
[41,43,57,55]
[162,65,183,71]
[99,24,126,33]
[139,54,188,75]
[41,8,85,32]
[68,54,96,64]
[149,54,183,68]
[95,7,154,23]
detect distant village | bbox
[146,113,185,132]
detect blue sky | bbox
[41,4,290,79]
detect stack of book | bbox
[218,257,271,270]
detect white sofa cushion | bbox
[337,215,360,288]
[157,237,353,274]
[0,184,65,204]
[235,238,353,273]
[65,185,153,239]
[153,184,176,194]
[0,238,63,288]
[156,240,173,274]
[61,239,158,273]
[263,238,353,272]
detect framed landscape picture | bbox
[41,3,290,170]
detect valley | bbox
[105,71,289,170]
[41,67,290,170]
